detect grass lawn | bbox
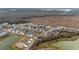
[52,38,79,50]
[37,36,79,50]
[0,35,23,50]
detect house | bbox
[26,31,33,37]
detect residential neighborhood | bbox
[0,22,79,50]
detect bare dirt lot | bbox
[28,15,79,28]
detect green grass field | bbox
[37,36,79,50]
[0,35,23,50]
[52,38,79,50]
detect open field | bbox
[29,15,79,28]
[0,35,10,41]
[52,38,79,50]
[37,36,79,50]
[1,13,79,28]
[0,35,23,50]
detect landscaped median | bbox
[0,34,23,50]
